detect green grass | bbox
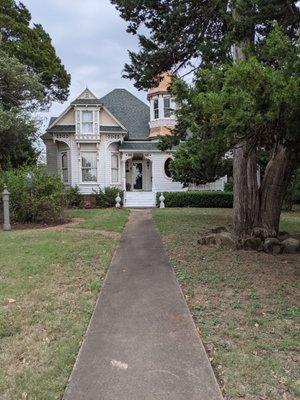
[152,208,300,399]
[0,209,128,399]
[66,208,129,232]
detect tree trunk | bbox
[232,142,259,238]
[254,143,296,238]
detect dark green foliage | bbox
[94,187,124,208]
[65,185,83,208]
[0,0,70,102]
[224,178,233,192]
[0,166,65,223]
[169,32,300,185]
[0,46,45,170]
[157,191,233,208]
[111,0,299,89]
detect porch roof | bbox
[119,142,160,151]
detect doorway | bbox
[132,162,143,190]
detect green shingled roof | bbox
[119,142,159,151]
[47,125,75,132]
[100,89,150,140]
[99,125,126,133]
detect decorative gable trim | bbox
[77,87,97,100]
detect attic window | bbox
[82,111,93,133]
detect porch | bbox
[121,152,157,208]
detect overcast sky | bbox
[22,0,146,123]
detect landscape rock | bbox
[210,226,228,234]
[278,231,290,242]
[239,237,263,251]
[281,238,300,254]
[198,232,236,249]
[263,238,283,255]
[215,232,236,249]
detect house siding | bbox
[45,140,58,176]
[151,153,186,192]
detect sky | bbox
[22,0,147,125]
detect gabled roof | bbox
[100,89,150,140]
[47,125,76,133]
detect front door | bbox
[132,162,143,190]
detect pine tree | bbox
[112,0,300,238]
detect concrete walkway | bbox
[63,210,223,400]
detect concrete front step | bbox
[124,191,156,208]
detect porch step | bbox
[124,192,156,208]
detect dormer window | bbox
[154,99,159,119]
[164,97,172,118]
[82,111,93,133]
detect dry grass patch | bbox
[153,207,300,400]
[0,209,128,399]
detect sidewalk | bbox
[63,209,223,400]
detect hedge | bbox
[156,191,233,208]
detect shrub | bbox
[224,178,233,192]
[93,186,124,208]
[156,191,233,208]
[0,166,66,223]
[65,185,83,208]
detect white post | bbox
[3,185,11,231]
[115,192,121,208]
[159,193,165,209]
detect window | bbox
[153,98,159,119]
[81,152,97,182]
[111,154,119,184]
[164,157,173,178]
[61,152,68,183]
[82,111,93,133]
[164,97,172,118]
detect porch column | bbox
[144,153,154,192]
[121,153,133,191]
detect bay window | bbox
[82,111,93,133]
[111,154,120,184]
[81,152,97,182]
[61,152,69,183]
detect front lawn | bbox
[152,208,300,399]
[0,209,128,399]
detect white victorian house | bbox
[43,73,225,207]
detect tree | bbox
[0,46,44,170]
[112,0,300,238]
[0,0,70,102]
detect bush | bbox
[157,191,233,208]
[0,166,66,223]
[65,185,83,208]
[93,186,124,208]
[224,178,233,192]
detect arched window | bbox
[164,157,173,178]
[111,154,119,184]
[61,152,69,183]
